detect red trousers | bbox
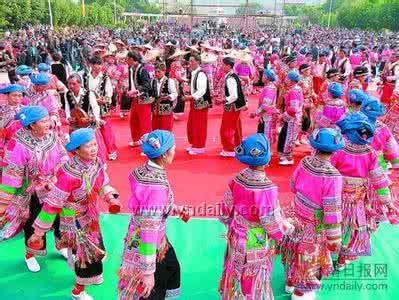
[152,114,174,131]
[100,116,117,154]
[220,111,242,152]
[129,100,152,142]
[381,83,395,104]
[187,103,208,148]
[313,77,324,95]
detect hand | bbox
[327,242,341,253]
[127,90,138,98]
[139,274,155,298]
[108,198,121,214]
[97,97,106,105]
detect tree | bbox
[235,3,263,16]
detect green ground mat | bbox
[0,215,398,299]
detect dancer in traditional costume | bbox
[250,69,278,144]
[360,97,399,226]
[151,62,178,131]
[185,54,211,155]
[332,112,392,271]
[277,71,304,165]
[314,82,346,129]
[118,130,185,300]
[0,84,26,170]
[0,106,69,272]
[219,57,245,157]
[15,65,33,90]
[318,69,340,107]
[282,128,344,300]
[219,133,293,300]
[29,73,61,129]
[298,64,316,144]
[384,89,399,143]
[65,73,108,162]
[126,52,153,148]
[29,128,121,300]
[347,89,368,112]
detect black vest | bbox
[66,90,91,114]
[152,77,173,115]
[193,70,212,110]
[82,72,107,97]
[224,73,246,112]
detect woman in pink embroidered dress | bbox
[118,130,187,300]
[29,128,121,300]
[250,70,278,144]
[282,128,344,300]
[219,133,293,300]
[0,106,69,273]
[331,112,393,271]
[0,84,26,171]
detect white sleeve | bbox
[344,61,351,77]
[168,79,178,101]
[104,77,113,99]
[65,98,71,119]
[192,72,207,100]
[89,92,101,121]
[225,77,238,104]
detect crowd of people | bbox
[0,22,398,300]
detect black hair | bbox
[190,54,201,64]
[127,51,142,63]
[89,56,103,65]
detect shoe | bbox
[188,148,205,155]
[335,263,345,272]
[129,140,143,147]
[295,140,301,146]
[219,150,235,157]
[25,256,40,272]
[72,291,93,300]
[285,284,295,294]
[108,152,117,161]
[291,291,316,300]
[56,248,69,260]
[119,113,125,119]
[279,158,294,166]
[186,146,193,152]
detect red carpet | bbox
[102,94,310,215]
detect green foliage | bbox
[0,0,159,30]
[284,0,399,31]
[235,3,264,16]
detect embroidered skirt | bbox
[281,216,333,293]
[340,176,371,257]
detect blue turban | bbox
[361,96,386,123]
[16,65,32,76]
[38,63,50,72]
[328,82,344,98]
[16,105,49,127]
[66,128,96,152]
[337,112,375,145]
[31,73,50,86]
[299,47,307,55]
[263,69,276,81]
[142,130,176,159]
[287,71,301,82]
[0,84,26,94]
[348,89,367,105]
[309,128,345,152]
[235,134,271,167]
